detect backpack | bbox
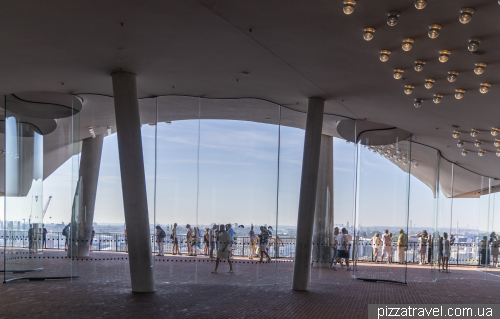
[160,230,166,238]
[62,227,68,236]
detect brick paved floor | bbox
[1,249,499,319]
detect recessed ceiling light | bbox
[462,149,469,156]
[452,131,460,138]
[478,150,486,157]
[414,99,423,108]
[471,129,479,137]
[491,128,499,137]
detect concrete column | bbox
[312,135,334,268]
[77,135,104,257]
[292,97,325,291]
[112,71,155,292]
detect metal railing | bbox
[1,231,497,266]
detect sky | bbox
[32,119,500,234]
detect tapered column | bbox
[292,97,325,291]
[112,71,155,292]
[77,135,104,257]
[312,135,334,267]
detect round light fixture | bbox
[474,63,487,75]
[397,148,402,154]
[393,69,404,80]
[459,8,475,24]
[402,38,415,51]
[471,129,479,137]
[433,94,443,104]
[475,140,483,147]
[428,24,442,39]
[380,50,391,62]
[495,140,500,148]
[478,150,486,157]
[497,150,500,157]
[438,50,451,63]
[468,38,482,52]
[447,71,459,82]
[387,11,400,26]
[414,60,426,72]
[462,149,469,156]
[424,78,435,89]
[404,85,414,95]
[492,128,499,137]
[452,131,460,138]
[479,83,491,94]
[414,99,423,108]
[455,89,466,99]
[415,0,427,9]
[363,27,376,41]
[343,0,356,14]
[457,141,464,147]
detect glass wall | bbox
[3,94,80,282]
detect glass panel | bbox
[277,106,306,284]
[352,134,410,284]
[3,94,79,282]
[407,143,440,282]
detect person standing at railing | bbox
[437,235,444,270]
[381,230,392,264]
[330,227,340,267]
[442,232,455,273]
[186,224,193,256]
[63,223,70,251]
[248,225,256,259]
[203,228,210,256]
[209,224,217,260]
[28,225,34,253]
[227,224,235,257]
[171,223,180,255]
[258,226,271,263]
[90,227,95,252]
[42,224,47,249]
[156,225,166,256]
[274,235,284,258]
[370,233,381,263]
[190,226,199,256]
[212,224,233,274]
[397,229,407,264]
[416,230,428,265]
[124,228,128,253]
[491,234,499,267]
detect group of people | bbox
[480,232,500,267]
[370,229,408,264]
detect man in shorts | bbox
[248,225,256,259]
[381,229,392,264]
[172,223,180,255]
[332,228,351,271]
[212,224,233,274]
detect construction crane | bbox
[42,196,52,219]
